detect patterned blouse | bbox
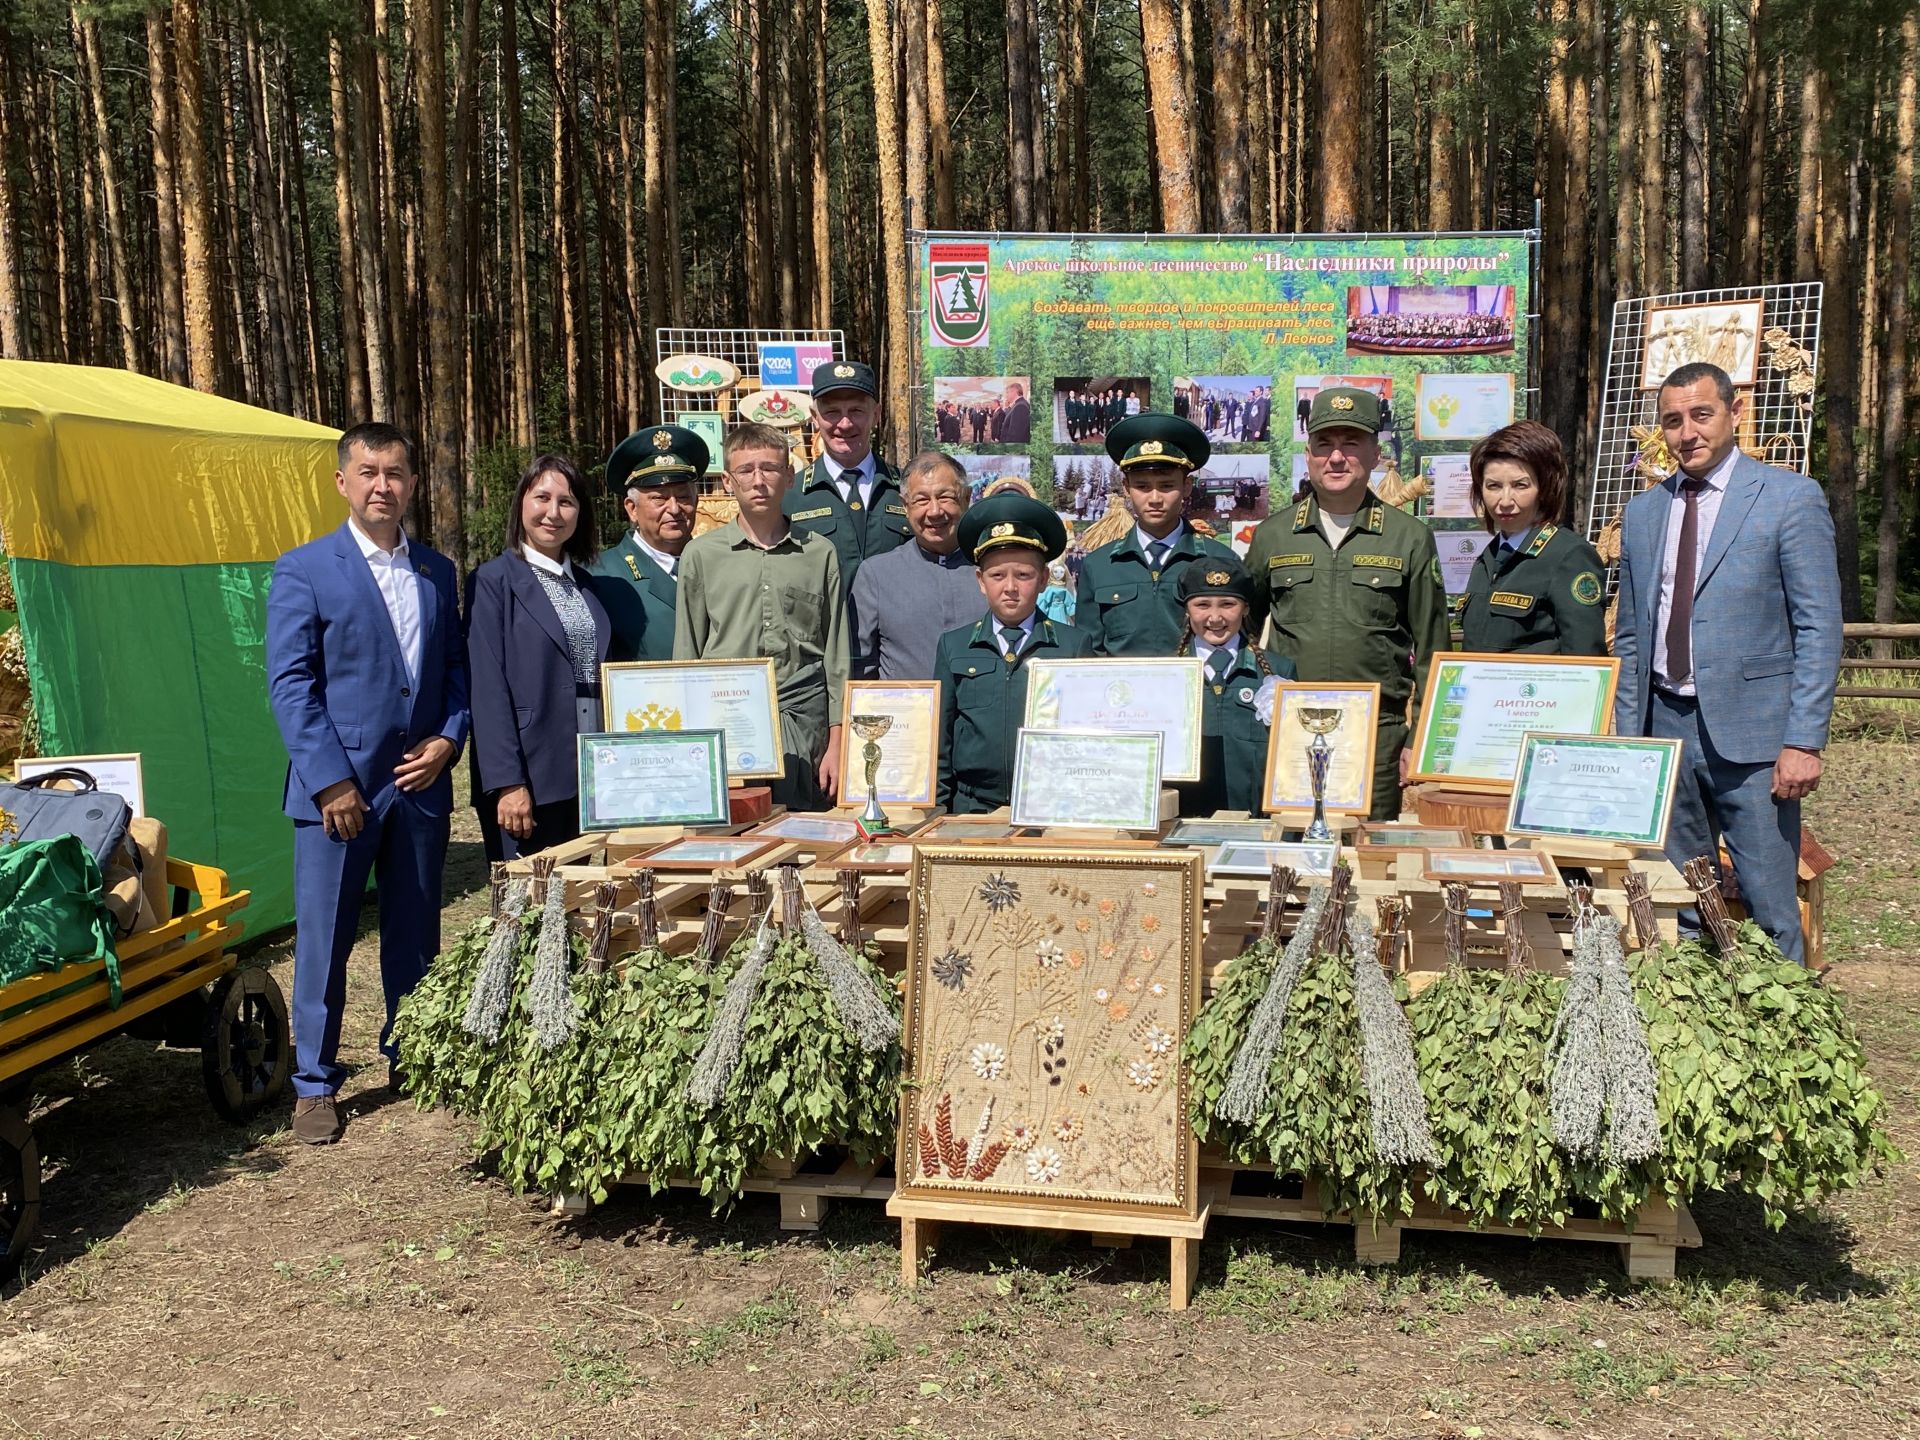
[526,554,598,688]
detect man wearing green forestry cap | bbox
[590,423,709,661]
[1244,385,1450,819]
[935,491,1093,813]
[1074,412,1237,657]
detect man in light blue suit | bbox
[267,423,470,1143]
[1612,362,1840,963]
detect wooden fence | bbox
[1839,623,1920,702]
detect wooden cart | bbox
[0,857,282,1284]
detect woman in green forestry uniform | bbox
[1457,420,1608,656]
[1173,558,1296,817]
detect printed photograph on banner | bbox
[1422,453,1477,518]
[927,240,990,347]
[1228,521,1259,557]
[1436,527,1496,594]
[1415,372,1515,441]
[933,376,1034,446]
[1053,454,1124,524]
[952,453,1034,501]
[1640,298,1763,387]
[1186,455,1271,527]
[1345,284,1516,356]
[1172,375,1274,443]
[1052,376,1150,445]
[1291,374,1393,440]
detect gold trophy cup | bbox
[1298,704,1344,843]
[850,713,895,833]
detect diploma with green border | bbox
[1504,733,1683,848]
[577,729,729,830]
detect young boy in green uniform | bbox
[1173,557,1296,817]
[1075,412,1236,657]
[935,492,1093,814]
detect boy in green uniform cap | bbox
[590,423,708,660]
[1173,556,1296,817]
[784,360,909,600]
[935,491,1093,813]
[1075,412,1237,657]
[1244,385,1451,819]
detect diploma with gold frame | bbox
[1261,682,1380,816]
[1408,653,1619,789]
[834,679,941,807]
[1023,658,1203,783]
[1505,733,1683,849]
[600,658,785,780]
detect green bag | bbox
[0,835,120,1006]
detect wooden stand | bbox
[888,1192,1214,1311]
[551,1149,896,1232]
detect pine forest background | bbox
[0,0,1914,625]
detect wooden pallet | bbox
[549,1148,897,1232]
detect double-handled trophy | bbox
[851,713,894,834]
[1298,705,1344,843]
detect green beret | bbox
[1104,412,1211,473]
[608,424,709,490]
[810,359,879,400]
[955,491,1067,563]
[1177,556,1257,605]
[1305,386,1383,436]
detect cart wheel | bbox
[0,1105,39,1286]
[202,969,291,1122]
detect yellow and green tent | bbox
[0,361,342,931]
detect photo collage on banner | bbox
[918,235,1531,586]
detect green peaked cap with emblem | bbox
[810,359,879,400]
[1305,385,1384,435]
[608,423,710,490]
[1176,554,1257,605]
[1104,412,1211,473]
[955,491,1068,563]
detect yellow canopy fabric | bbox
[0,361,343,567]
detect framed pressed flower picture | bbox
[896,845,1204,1224]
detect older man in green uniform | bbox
[591,423,707,660]
[1075,412,1237,657]
[784,360,909,602]
[1245,387,1450,819]
[935,491,1094,813]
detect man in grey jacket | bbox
[849,452,987,680]
[1612,362,1842,962]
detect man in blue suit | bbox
[1612,362,1841,963]
[267,422,470,1143]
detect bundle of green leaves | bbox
[1409,966,1653,1229]
[1183,932,1280,1148]
[392,910,540,1116]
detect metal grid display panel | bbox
[1586,283,1823,542]
[654,327,844,485]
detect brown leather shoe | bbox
[292,1094,344,1145]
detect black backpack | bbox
[2,768,134,872]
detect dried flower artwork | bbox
[902,847,1202,1216]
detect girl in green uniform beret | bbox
[1458,420,1609,656]
[1173,557,1296,817]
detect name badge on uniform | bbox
[1351,554,1404,570]
[885,503,907,516]
[790,506,833,522]
[1267,553,1312,569]
[1488,590,1537,613]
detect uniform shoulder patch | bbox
[1571,570,1604,605]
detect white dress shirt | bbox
[996,612,1038,658]
[1194,636,1243,677]
[1134,522,1186,561]
[826,454,876,509]
[521,546,575,580]
[350,517,423,690]
[632,530,679,577]
[1651,447,1737,695]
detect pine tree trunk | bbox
[503,0,534,447]
[1613,15,1641,299]
[905,0,929,233]
[1678,2,1711,289]
[1315,0,1364,230]
[281,44,324,415]
[35,70,72,359]
[928,0,956,229]
[550,0,587,440]
[1729,0,1765,284]
[1426,10,1456,231]
[1795,68,1822,279]
[415,0,464,563]
[1005,0,1034,228]
[0,26,23,358]
[1026,0,1047,229]
[1140,0,1200,231]
[74,12,138,370]
[242,21,294,413]
[810,0,831,325]
[1639,17,1667,292]
[1877,8,1917,630]
[329,35,370,418]
[350,52,390,417]
[173,0,219,391]
[1819,90,1862,621]
[866,0,909,444]
[1049,0,1072,227]
[77,90,109,364]
[1209,0,1250,230]
[610,5,644,431]
[373,0,416,432]
[775,13,800,324]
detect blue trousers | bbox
[290,794,449,1097]
[1650,690,1805,963]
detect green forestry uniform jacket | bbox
[936,615,1094,814]
[782,455,909,597]
[1074,526,1238,657]
[1457,523,1609,656]
[588,531,678,661]
[1176,638,1296,818]
[1245,491,1452,818]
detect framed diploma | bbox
[1354,821,1472,851]
[1435,528,1496,595]
[577,730,728,830]
[601,658,785,780]
[1009,729,1164,831]
[835,680,940,807]
[1206,840,1340,880]
[1505,733,1684,849]
[1261,682,1380,816]
[13,753,145,816]
[910,817,1025,842]
[1423,454,1477,519]
[1165,819,1275,848]
[1023,658,1203,783]
[1414,372,1515,441]
[1408,653,1619,789]
[1419,847,1562,886]
[826,839,919,873]
[633,835,786,870]
[749,814,864,846]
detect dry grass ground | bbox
[1,742,1916,1440]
